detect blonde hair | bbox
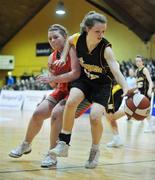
[80,11,107,32]
[48,24,68,37]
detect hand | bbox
[123,88,139,98]
[36,74,55,84]
[147,89,152,97]
[53,59,66,67]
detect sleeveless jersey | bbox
[136,67,149,95]
[48,50,71,92]
[73,32,114,84]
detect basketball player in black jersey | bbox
[135,55,153,133]
[49,11,129,169]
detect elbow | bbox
[76,71,81,79]
[71,70,80,81]
[74,72,80,80]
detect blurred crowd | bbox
[1,58,155,91]
[120,58,155,82]
[2,76,51,91]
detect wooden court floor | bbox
[0,109,155,180]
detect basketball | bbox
[124,93,150,121]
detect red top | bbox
[48,50,71,92]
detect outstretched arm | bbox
[104,46,129,94]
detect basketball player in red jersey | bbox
[9,24,91,167]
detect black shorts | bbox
[71,78,112,107]
[106,88,123,113]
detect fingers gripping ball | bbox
[126,88,138,98]
[124,93,150,121]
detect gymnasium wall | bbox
[0,0,155,87]
[150,34,155,58]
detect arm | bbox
[52,46,80,83]
[48,54,54,74]
[143,67,153,96]
[53,34,79,66]
[59,39,71,63]
[104,47,129,94]
[37,46,80,84]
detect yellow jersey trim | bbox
[72,33,80,47]
[112,84,122,95]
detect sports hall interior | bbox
[0,0,155,180]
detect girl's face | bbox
[87,22,107,43]
[129,69,134,77]
[135,57,143,68]
[48,30,66,51]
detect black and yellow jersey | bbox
[71,32,114,84]
[136,67,149,96]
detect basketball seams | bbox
[135,107,150,116]
[132,113,146,121]
[133,93,144,107]
[124,105,133,116]
[124,93,150,121]
[126,98,136,112]
[137,96,150,109]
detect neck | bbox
[86,36,98,53]
[86,35,97,46]
[138,65,144,70]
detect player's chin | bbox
[97,37,102,42]
[51,44,59,50]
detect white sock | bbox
[23,141,30,145]
[91,144,99,150]
[61,130,71,134]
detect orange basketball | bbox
[124,93,150,121]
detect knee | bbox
[32,109,41,122]
[31,110,44,127]
[51,109,63,122]
[89,113,102,125]
[66,98,79,109]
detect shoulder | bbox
[143,67,150,75]
[104,46,113,56]
[48,51,55,62]
[102,38,111,48]
[143,67,148,72]
[69,33,80,46]
[101,38,112,57]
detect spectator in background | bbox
[135,55,154,133]
[126,68,137,89]
[7,71,15,86]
